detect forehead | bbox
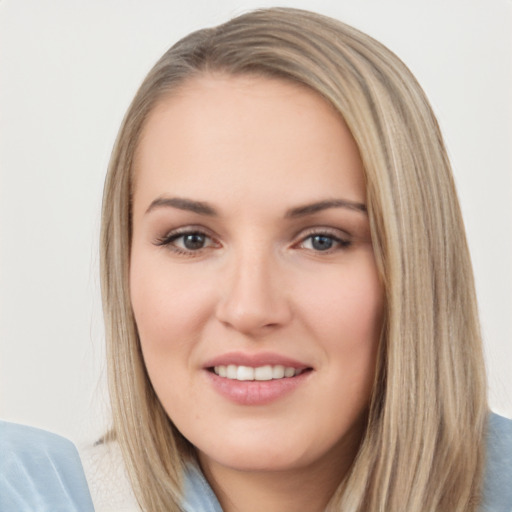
[133,74,366,215]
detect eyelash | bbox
[154,227,352,256]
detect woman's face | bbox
[130,75,384,475]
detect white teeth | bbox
[227,365,237,379]
[254,365,272,381]
[284,367,296,378]
[237,366,254,381]
[272,365,285,379]
[213,364,303,381]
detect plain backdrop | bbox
[1,0,511,445]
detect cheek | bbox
[298,257,383,403]
[299,259,384,348]
[129,257,219,409]
[130,252,213,346]
[129,256,214,415]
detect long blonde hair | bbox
[100,8,488,511]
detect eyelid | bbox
[293,226,351,242]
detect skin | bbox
[130,74,384,512]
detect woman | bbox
[92,7,511,512]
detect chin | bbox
[200,447,312,473]
[194,428,329,474]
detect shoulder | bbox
[481,412,512,511]
[0,420,94,511]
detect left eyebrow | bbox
[285,199,367,218]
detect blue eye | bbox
[300,232,351,252]
[309,235,335,251]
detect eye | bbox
[175,232,209,250]
[154,229,219,254]
[298,231,351,252]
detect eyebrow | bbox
[145,196,367,217]
[145,197,218,216]
[285,199,367,217]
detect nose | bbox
[215,249,292,336]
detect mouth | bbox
[203,353,313,405]
[209,364,308,381]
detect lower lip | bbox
[205,370,311,406]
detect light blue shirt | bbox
[0,421,94,512]
[182,463,223,512]
[481,413,512,511]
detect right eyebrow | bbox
[145,196,218,216]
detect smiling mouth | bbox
[210,364,310,381]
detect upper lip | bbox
[203,352,312,370]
